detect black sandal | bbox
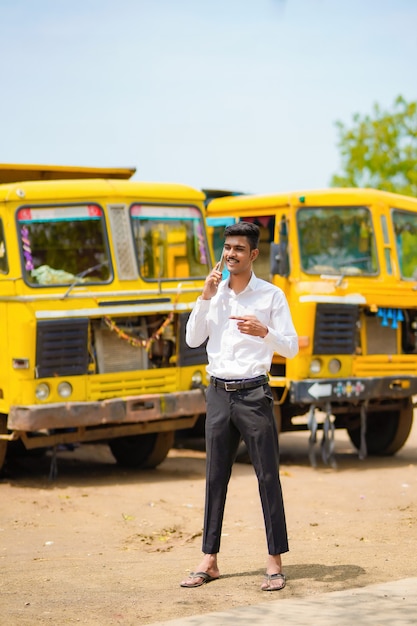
[261,572,286,591]
[180,571,219,588]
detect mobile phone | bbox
[218,249,225,272]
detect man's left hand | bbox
[230,315,268,338]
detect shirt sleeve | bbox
[263,290,299,358]
[185,297,211,347]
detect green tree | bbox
[331,95,417,196]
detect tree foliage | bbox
[331,95,417,196]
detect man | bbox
[180,222,298,591]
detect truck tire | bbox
[109,431,175,469]
[0,415,7,471]
[347,399,414,456]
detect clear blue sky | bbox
[1,0,416,194]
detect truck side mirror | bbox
[270,242,281,275]
[270,216,289,276]
[270,243,289,276]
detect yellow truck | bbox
[207,187,417,463]
[0,164,210,473]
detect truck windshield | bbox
[297,206,378,275]
[392,209,417,280]
[18,205,111,286]
[130,204,210,280]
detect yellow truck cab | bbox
[207,187,417,463]
[0,164,210,472]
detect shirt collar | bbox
[220,271,258,294]
[247,271,258,290]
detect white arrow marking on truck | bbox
[308,382,332,399]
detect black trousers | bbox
[202,381,289,556]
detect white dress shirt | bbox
[186,272,298,380]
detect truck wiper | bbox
[61,261,109,299]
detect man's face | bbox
[223,235,259,275]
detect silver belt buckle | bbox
[224,381,237,391]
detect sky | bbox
[0,0,416,195]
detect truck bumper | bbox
[8,389,206,432]
[290,376,417,404]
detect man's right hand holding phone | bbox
[201,262,223,300]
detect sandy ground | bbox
[0,417,416,626]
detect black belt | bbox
[210,375,268,392]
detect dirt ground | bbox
[0,416,416,626]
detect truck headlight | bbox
[328,359,341,374]
[35,383,50,401]
[58,382,73,398]
[309,358,322,374]
[191,371,203,388]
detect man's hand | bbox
[230,315,268,338]
[201,263,223,300]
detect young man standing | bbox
[180,222,298,591]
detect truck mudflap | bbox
[8,388,206,432]
[290,376,417,405]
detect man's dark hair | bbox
[224,222,260,251]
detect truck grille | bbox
[88,370,177,400]
[313,304,359,354]
[36,319,89,378]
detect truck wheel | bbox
[109,431,175,469]
[0,415,7,471]
[347,400,414,456]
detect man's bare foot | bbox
[261,553,286,591]
[180,554,220,588]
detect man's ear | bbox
[251,248,259,262]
